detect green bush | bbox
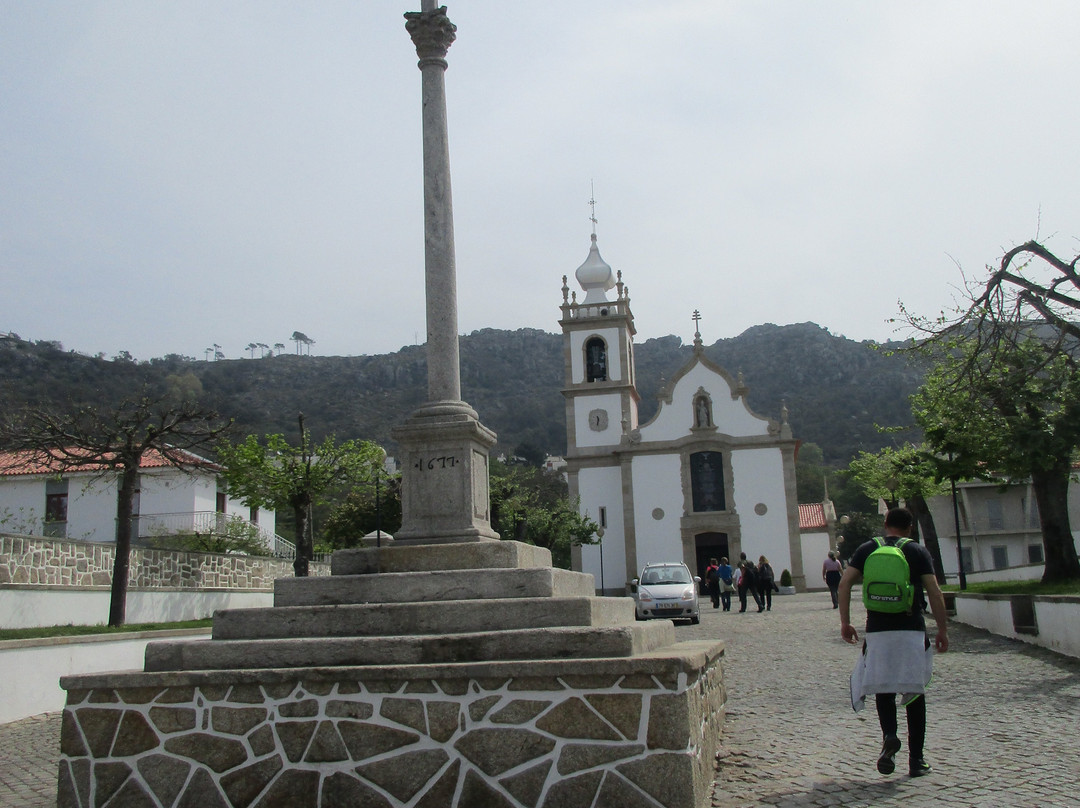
[780,568,792,587]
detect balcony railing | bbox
[130,511,328,562]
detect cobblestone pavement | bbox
[690,592,1080,808]
[0,711,60,808]
[2,593,1079,807]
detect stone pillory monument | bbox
[55,6,725,808]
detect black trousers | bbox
[876,693,926,760]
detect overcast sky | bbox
[3,1,1079,360]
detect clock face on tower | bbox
[588,408,609,432]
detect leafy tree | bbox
[512,442,547,468]
[847,444,948,582]
[217,415,381,575]
[144,515,269,556]
[911,336,1080,582]
[291,332,314,356]
[835,512,878,561]
[322,475,402,551]
[489,460,598,569]
[795,442,828,503]
[0,390,231,625]
[899,241,1080,583]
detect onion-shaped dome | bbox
[575,233,615,304]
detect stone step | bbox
[144,621,676,672]
[330,539,552,575]
[275,566,595,607]
[212,596,636,640]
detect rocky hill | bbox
[0,324,924,467]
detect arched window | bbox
[585,337,607,382]
[690,451,725,512]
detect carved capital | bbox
[404,6,457,60]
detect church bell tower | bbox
[559,231,639,457]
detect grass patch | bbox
[943,579,1080,596]
[0,619,213,642]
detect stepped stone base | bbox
[58,646,724,808]
[56,541,726,807]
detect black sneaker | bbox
[909,758,932,777]
[876,735,901,774]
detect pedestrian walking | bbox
[757,555,777,611]
[737,561,761,613]
[823,551,844,608]
[705,558,721,609]
[838,508,949,778]
[717,556,734,611]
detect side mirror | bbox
[693,576,702,583]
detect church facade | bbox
[560,234,806,593]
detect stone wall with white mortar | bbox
[58,653,726,808]
[0,534,327,589]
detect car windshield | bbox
[642,566,691,585]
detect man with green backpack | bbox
[838,508,949,779]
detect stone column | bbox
[393,3,498,544]
[406,0,461,406]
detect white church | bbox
[560,232,807,594]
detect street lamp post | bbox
[950,477,967,590]
[374,448,387,549]
[597,526,605,596]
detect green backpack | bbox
[861,537,914,614]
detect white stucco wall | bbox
[576,465,626,591]
[568,327,623,384]
[0,587,274,630]
[630,454,685,568]
[731,448,792,573]
[640,362,770,444]
[0,478,42,533]
[138,468,209,516]
[68,476,120,543]
[800,531,831,590]
[573,392,625,449]
[954,596,1080,659]
[0,630,211,723]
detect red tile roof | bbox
[798,502,828,531]
[0,447,220,477]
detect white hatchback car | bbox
[630,562,700,625]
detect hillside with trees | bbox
[0,323,924,468]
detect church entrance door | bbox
[694,532,729,592]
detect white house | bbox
[798,501,838,591]
[0,448,277,551]
[924,476,1080,581]
[559,233,805,593]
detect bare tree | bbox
[1,391,232,625]
[903,240,1080,368]
[977,241,1080,338]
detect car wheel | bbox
[690,616,700,625]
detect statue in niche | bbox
[694,394,712,428]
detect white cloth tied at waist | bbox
[850,630,934,712]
